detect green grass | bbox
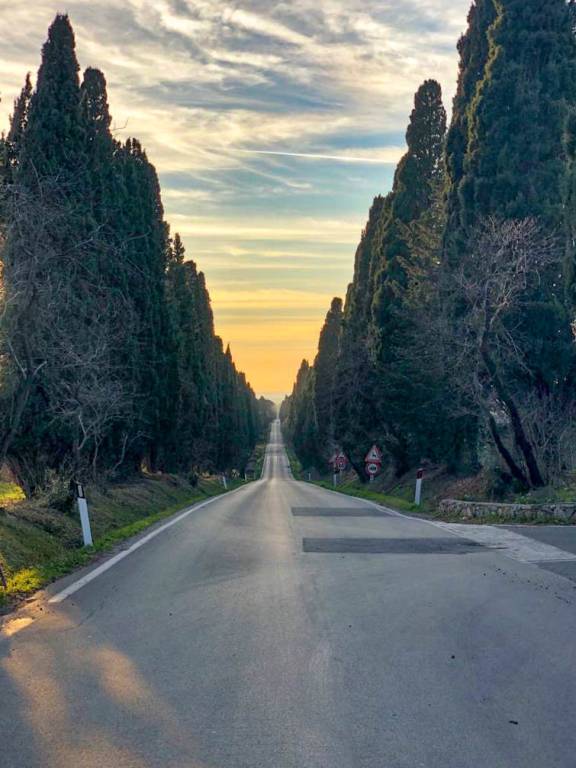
[0,482,25,504]
[312,479,423,514]
[252,443,268,478]
[0,475,244,612]
[285,447,303,479]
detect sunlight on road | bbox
[2,608,214,768]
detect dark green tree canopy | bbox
[19,14,85,184]
[459,0,576,232]
[313,297,343,451]
[444,0,496,262]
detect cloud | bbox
[231,148,405,164]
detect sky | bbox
[0,0,472,400]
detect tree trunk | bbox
[488,414,530,488]
[0,375,35,468]
[480,342,545,487]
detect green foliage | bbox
[313,297,343,453]
[461,0,576,232]
[443,0,497,265]
[332,197,388,477]
[282,360,321,470]
[369,80,448,473]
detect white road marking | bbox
[48,486,248,605]
[431,522,576,563]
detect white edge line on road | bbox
[48,484,250,605]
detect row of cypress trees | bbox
[0,15,274,495]
[283,0,576,490]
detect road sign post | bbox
[74,482,93,547]
[330,451,348,486]
[365,445,383,483]
[414,468,424,506]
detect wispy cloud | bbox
[230,148,404,164]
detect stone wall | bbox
[439,499,576,522]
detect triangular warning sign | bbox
[365,444,383,463]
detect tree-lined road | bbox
[2,420,576,767]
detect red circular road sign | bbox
[366,462,380,476]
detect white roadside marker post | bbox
[414,468,424,506]
[75,481,93,547]
[222,474,228,490]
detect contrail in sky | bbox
[232,149,400,164]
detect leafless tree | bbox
[0,177,139,492]
[446,217,574,487]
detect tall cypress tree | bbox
[369,80,447,472]
[284,360,319,469]
[80,67,116,229]
[0,15,94,491]
[2,73,32,185]
[112,138,177,471]
[371,80,446,334]
[18,15,85,186]
[332,196,388,477]
[313,297,343,454]
[458,0,576,237]
[165,234,218,471]
[443,0,496,265]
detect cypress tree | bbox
[112,138,177,471]
[165,235,221,471]
[18,15,86,186]
[0,14,94,491]
[368,80,447,472]
[443,0,496,265]
[332,196,388,478]
[458,0,576,237]
[284,360,319,470]
[2,73,32,184]
[371,80,446,334]
[80,67,116,229]
[313,297,343,454]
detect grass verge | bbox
[0,475,243,613]
[309,479,423,514]
[252,443,268,477]
[298,477,574,525]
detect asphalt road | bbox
[2,420,576,768]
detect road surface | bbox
[2,420,576,767]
